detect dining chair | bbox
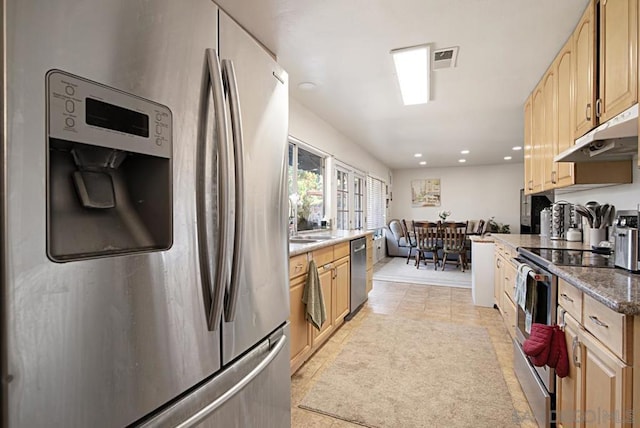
[440,221,468,271]
[401,219,417,264]
[413,221,440,270]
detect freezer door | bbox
[3,1,224,426]
[218,12,290,365]
[138,325,291,428]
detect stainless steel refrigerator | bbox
[1,1,291,426]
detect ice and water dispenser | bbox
[46,70,172,261]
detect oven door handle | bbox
[513,257,550,282]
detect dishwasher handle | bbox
[353,244,366,253]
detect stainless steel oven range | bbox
[513,248,558,428]
[513,247,616,427]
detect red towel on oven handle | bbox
[523,323,554,366]
[547,326,570,378]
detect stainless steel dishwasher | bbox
[347,237,367,319]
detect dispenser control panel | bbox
[47,70,172,159]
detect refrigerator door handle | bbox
[175,335,288,428]
[196,48,231,331]
[221,59,244,323]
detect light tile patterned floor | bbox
[291,279,538,427]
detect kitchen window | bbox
[288,140,326,232]
[335,162,365,230]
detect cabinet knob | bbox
[595,99,602,118]
[585,103,591,121]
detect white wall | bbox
[289,98,390,181]
[556,158,640,211]
[391,163,524,231]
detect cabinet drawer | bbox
[313,245,334,267]
[558,279,582,323]
[583,294,631,363]
[289,253,308,279]
[502,293,517,339]
[334,242,350,260]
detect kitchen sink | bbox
[289,238,319,243]
[289,235,337,243]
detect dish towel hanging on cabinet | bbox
[302,260,326,330]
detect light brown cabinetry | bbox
[573,0,637,134]
[556,279,634,427]
[289,237,371,375]
[599,0,638,123]
[555,38,575,188]
[573,1,596,138]
[524,97,534,193]
[289,274,312,373]
[493,241,517,339]
[523,0,635,195]
[531,85,545,194]
[543,65,557,190]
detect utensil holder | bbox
[588,228,606,247]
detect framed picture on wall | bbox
[411,178,441,207]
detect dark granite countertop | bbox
[490,234,640,315]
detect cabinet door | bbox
[312,267,334,346]
[599,0,638,123]
[532,86,545,194]
[543,67,557,190]
[573,1,596,138]
[333,257,350,325]
[524,97,534,194]
[493,250,503,309]
[289,275,312,373]
[580,328,632,428]
[555,38,575,188]
[556,311,582,428]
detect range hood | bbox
[554,103,638,163]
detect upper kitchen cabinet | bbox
[523,97,533,194]
[555,37,575,188]
[573,0,637,138]
[598,0,638,123]
[543,66,557,191]
[573,1,596,138]
[531,83,545,194]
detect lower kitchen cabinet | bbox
[556,310,581,428]
[312,265,335,346]
[579,326,632,428]
[366,234,373,294]
[333,256,350,326]
[557,297,633,427]
[289,237,371,375]
[289,275,312,373]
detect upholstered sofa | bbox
[385,219,417,257]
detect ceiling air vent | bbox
[433,47,459,70]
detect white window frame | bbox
[288,137,328,232]
[334,161,366,231]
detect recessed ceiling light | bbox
[298,82,316,91]
[419,161,427,165]
[458,159,466,163]
[504,156,512,160]
[460,150,470,154]
[512,146,522,151]
[414,153,423,158]
[390,45,430,105]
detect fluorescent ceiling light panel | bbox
[391,45,430,105]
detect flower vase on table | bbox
[438,210,451,222]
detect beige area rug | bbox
[299,314,519,428]
[373,256,471,288]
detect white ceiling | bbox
[216,0,589,169]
